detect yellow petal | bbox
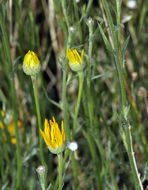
[81,49,84,62]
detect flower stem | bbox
[11,80,22,190]
[58,153,63,190]
[72,71,84,138]
[0,9,22,189]
[87,18,94,128]
[74,0,83,43]
[62,66,71,141]
[83,129,102,189]
[127,123,144,190]
[32,76,44,165]
[101,0,144,189]
[71,153,81,190]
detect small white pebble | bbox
[68,142,78,151]
[127,0,137,9]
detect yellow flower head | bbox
[0,110,23,144]
[23,50,41,76]
[66,49,85,72]
[40,117,66,154]
[0,110,4,128]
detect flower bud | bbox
[66,49,85,72]
[36,166,46,189]
[23,50,41,76]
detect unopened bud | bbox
[23,50,41,76]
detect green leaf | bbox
[43,87,62,110]
[91,73,105,80]
[122,36,130,57]
[98,23,114,53]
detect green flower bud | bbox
[66,49,85,72]
[23,50,41,76]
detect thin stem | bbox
[95,135,119,190]
[86,17,103,189]
[0,9,22,189]
[61,0,71,141]
[74,0,83,43]
[101,1,143,189]
[32,77,44,165]
[83,129,102,189]
[58,153,63,190]
[126,123,144,190]
[101,0,126,108]
[86,0,93,16]
[71,153,81,190]
[62,67,71,141]
[0,145,4,183]
[72,71,84,138]
[87,18,94,127]
[60,2,81,189]
[11,79,22,190]
[61,0,69,30]
[54,149,70,190]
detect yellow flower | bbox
[0,110,4,128]
[23,50,41,76]
[0,110,23,144]
[66,48,85,72]
[40,117,66,154]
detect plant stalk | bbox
[72,71,84,138]
[58,153,63,190]
[32,76,44,165]
[0,9,22,189]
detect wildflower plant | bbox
[23,50,44,165]
[40,117,65,190]
[0,0,147,189]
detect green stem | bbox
[72,71,84,138]
[61,0,69,30]
[126,123,144,190]
[87,18,94,127]
[61,0,71,141]
[95,135,119,190]
[60,2,81,189]
[86,17,103,189]
[54,149,70,190]
[11,80,22,190]
[74,0,83,43]
[86,0,93,16]
[102,0,126,108]
[101,1,143,189]
[32,77,44,165]
[0,8,22,189]
[58,153,63,190]
[83,129,102,189]
[0,145,4,183]
[52,0,67,32]
[71,153,81,190]
[62,67,71,141]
